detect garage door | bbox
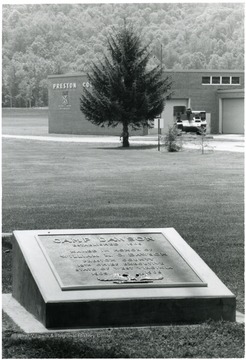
[222,98,244,134]
[148,99,188,134]
[162,99,188,132]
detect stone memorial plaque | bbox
[36,232,207,290]
[11,228,236,329]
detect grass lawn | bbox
[2,110,48,136]
[2,313,244,358]
[2,115,244,358]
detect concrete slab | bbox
[2,294,244,334]
[3,293,48,333]
[2,134,121,143]
[236,311,245,324]
[212,134,244,141]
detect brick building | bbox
[48,69,244,135]
[48,72,143,136]
[159,69,244,134]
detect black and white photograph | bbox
[2,0,244,358]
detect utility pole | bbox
[161,44,163,70]
[157,44,163,152]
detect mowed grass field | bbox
[2,111,245,358]
[2,108,49,135]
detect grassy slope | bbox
[2,117,244,358]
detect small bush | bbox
[163,125,182,152]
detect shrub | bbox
[163,125,182,152]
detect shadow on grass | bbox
[2,320,245,359]
[2,333,128,359]
[94,144,160,150]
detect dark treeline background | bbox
[2,3,244,108]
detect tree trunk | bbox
[122,122,130,147]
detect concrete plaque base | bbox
[12,228,236,329]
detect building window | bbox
[232,76,240,84]
[202,75,241,85]
[200,112,206,120]
[212,76,220,84]
[222,77,230,84]
[173,106,186,116]
[202,76,210,84]
[173,106,186,121]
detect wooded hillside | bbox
[2,3,244,107]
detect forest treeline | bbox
[2,3,244,107]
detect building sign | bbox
[61,91,69,105]
[82,82,92,88]
[52,81,92,90]
[53,82,77,90]
[154,118,164,128]
[58,90,71,110]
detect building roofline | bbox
[48,69,244,79]
[163,69,244,73]
[48,72,87,79]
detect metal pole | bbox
[161,44,162,70]
[156,44,163,152]
[159,44,163,151]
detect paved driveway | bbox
[181,134,244,153]
[2,133,244,152]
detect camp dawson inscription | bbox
[36,233,207,290]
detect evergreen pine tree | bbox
[80,24,172,147]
